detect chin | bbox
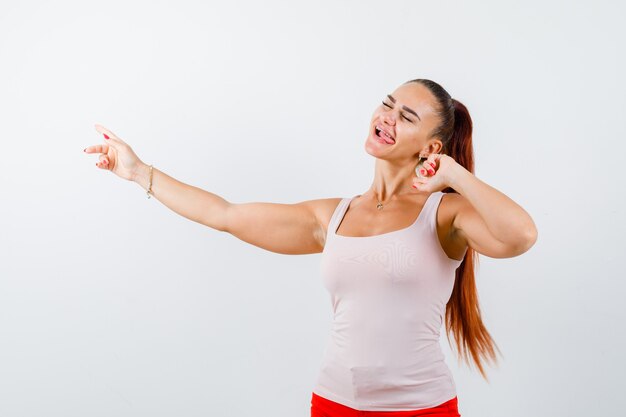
[364,135,393,159]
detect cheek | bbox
[398,126,421,141]
[397,131,426,150]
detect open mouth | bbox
[374,125,395,144]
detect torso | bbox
[317,192,467,261]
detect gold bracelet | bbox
[147,164,153,199]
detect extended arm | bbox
[132,162,326,254]
[133,163,230,232]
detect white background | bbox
[1,1,624,416]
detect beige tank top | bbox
[312,191,465,411]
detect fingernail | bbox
[420,169,426,175]
[412,184,417,189]
[103,134,109,140]
[83,148,86,152]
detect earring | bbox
[416,156,427,178]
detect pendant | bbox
[376,202,384,210]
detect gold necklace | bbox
[374,193,408,210]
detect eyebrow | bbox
[387,94,421,121]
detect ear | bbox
[425,140,443,155]
[416,139,443,159]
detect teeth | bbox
[376,125,393,140]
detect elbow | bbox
[526,220,539,247]
[515,225,538,255]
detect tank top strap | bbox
[425,191,467,265]
[421,191,445,230]
[327,196,357,237]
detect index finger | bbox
[426,153,440,166]
[84,144,109,154]
[94,123,123,142]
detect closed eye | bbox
[382,101,413,122]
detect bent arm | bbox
[133,163,229,232]
[448,164,538,257]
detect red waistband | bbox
[311,392,460,416]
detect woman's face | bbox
[365,82,443,162]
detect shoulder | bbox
[437,191,466,226]
[435,191,469,260]
[300,197,344,225]
[438,190,478,234]
[297,197,344,246]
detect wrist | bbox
[446,162,470,191]
[131,162,150,186]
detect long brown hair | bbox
[406,78,503,381]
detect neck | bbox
[368,158,419,202]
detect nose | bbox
[381,111,396,126]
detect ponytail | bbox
[444,99,474,189]
[445,97,502,382]
[406,79,503,381]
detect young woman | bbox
[85,78,538,417]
